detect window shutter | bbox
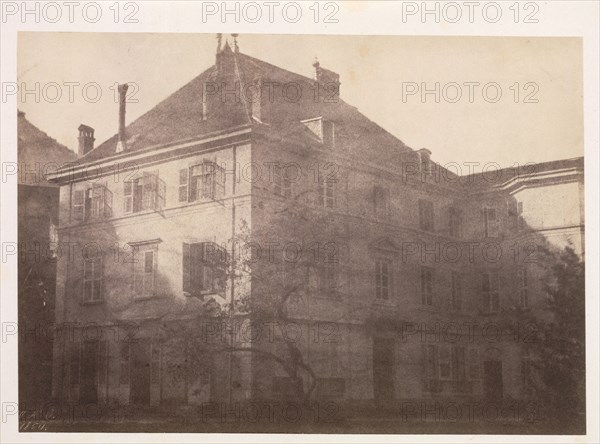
[98,340,108,386]
[70,342,81,386]
[191,243,204,293]
[123,181,132,213]
[215,164,225,199]
[103,185,113,218]
[72,190,85,223]
[91,184,103,219]
[468,348,480,379]
[119,343,130,385]
[157,177,166,210]
[182,243,191,294]
[179,169,189,202]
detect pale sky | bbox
[17,33,583,170]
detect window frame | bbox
[124,172,166,214]
[481,271,500,313]
[72,183,113,223]
[518,267,529,308]
[318,176,336,209]
[375,258,393,301]
[421,266,434,306]
[132,244,158,299]
[451,271,462,311]
[183,242,227,297]
[83,255,104,304]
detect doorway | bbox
[80,341,98,403]
[130,340,151,405]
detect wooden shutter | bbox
[182,243,191,294]
[91,184,103,219]
[157,177,166,210]
[179,169,189,202]
[216,163,225,199]
[123,181,132,213]
[98,340,108,386]
[103,185,113,218]
[72,189,85,223]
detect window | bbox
[518,267,529,308]
[375,259,392,300]
[97,340,108,386]
[188,161,225,202]
[273,164,292,198]
[83,256,103,303]
[70,343,80,386]
[439,345,451,380]
[451,271,462,311]
[132,243,158,298]
[302,117,335,148]
[482,272,500,313]
[178,168,189,202]
[72,183,113,223]
[448,207,462,238]
[451,346,467,382]
[425,345,478,383]
[119,343,130,385]
[183,242,227,296]
[483,207,498,237]
[468,348,480,380]
[418,199,434,231]
[124,172,166,214]
[317,251,337,297]
[318,176,336,209]
[421,266,433,306]
[425,344,438,379]
[373,186,390,219]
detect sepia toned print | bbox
[17,33,584,434]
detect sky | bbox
[17,33,583,170]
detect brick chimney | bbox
[313,59,340,102]
[77,124,95,156]
[116,83,128,153]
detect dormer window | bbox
[301,117,335,148]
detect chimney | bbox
[313,59,340,101]
[77,124,95,156]
[116,83,128,153]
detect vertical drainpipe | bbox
[228,145,237,405]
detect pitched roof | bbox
[80,49,412,165]
[18,111,78,186]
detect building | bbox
[18,110,78,407]
[47,37,584,411]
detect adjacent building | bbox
[18,110,78,407]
